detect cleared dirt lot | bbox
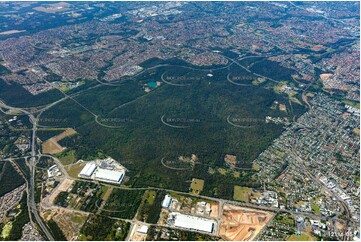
[210,203,219,218]
[41,207,88,241]
[42,128,77,154]
[48,178,74,205]
[42,139,64,154]
[33,2,71,13]
[219,204,273,241]
[129,224,148,241]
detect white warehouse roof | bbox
[162,195,172,208]
[137,225,149,234]
[94,168,125,183]
[173,213,214,233]
[79,163,97,177]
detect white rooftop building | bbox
[137,225,149,234]
[93,168,125,183]
[171,212,215,233]
[162,195,172,208]
[47,164,59,178]
[79,163,97,177]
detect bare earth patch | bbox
[53,209,88,240]
[42,128,77,154]
[320,73,333,81]
[41,207,88,241]
[48,178,74,205]
[102,187,113,201]
[209,203,219,218]
[219,204,273,241]
[0,30,26,35]
[33,2,71,13]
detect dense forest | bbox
[0,79,63,107]
[100,189,144,219]
[137,190,165,224]
[146,226,220,241]
[0,161,25,197]
[6,193,30,240]
[12,158,30,181]
[47,219,67,241]
[36,60,306,198]
[80,215,130,241]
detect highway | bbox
[29,114,55,241]
[39,153,347,225]
[1,101,351,241]
[8,159,33,225]
[0,57,354,241]
[0,101,55,241]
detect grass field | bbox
[190,178,204,195]
[101,187,113,201]
[233,186,253,202]
[342,99,360,109]
[252,163,260,171]
[57,150,77,166]
[1,222,12,239]
[288,233,314,241]
[144,190,156,205]
[275,213,295,226]
[218,168,226,175]
[70,213,88,224]
[65,163,86,178]
[288,91,302,105]
[252,77,266,86]
[54,128,77,141]
[311,202,321,215]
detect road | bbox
[224,56,280,84]
[291,128,352,241]
[0,101,55,241]
[39,154,70,179]
[30,147,348,240]
[8,159,33,225]
[1,109,350,241]
[39,154,347,225]
[29,114,55,241]
[0,57,354,240]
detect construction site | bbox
[219,204,273,241]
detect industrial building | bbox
[78,159,127,184]
[93,168,125,183]
[162,194,173,208]
[169,212,215,234]
[137,225,149,234]
[47,164,61,178]
[79,163,97,178]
